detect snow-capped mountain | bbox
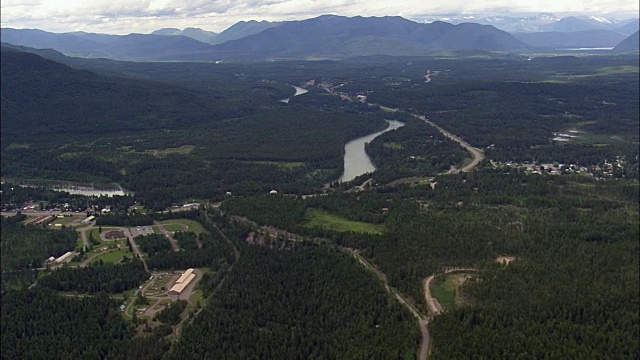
[417,13,638,34]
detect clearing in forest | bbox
[430,273,475,312]
[305,209,384,234]
[159,219,207,235]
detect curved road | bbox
[317,82,484,175]
[414,115,485,173]
[423,267,479,316]
[347,249,431,360]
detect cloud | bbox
[1,0,638,34]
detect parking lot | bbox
[131,226,154,237]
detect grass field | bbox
[431,273,474,312]
[146,145,195,157]
[75,236,84,250]
[383,142,404,150]
[86,228,101,243]
[91,248,131,264]
[251,161,306,169]
[431,276,457,311]
[305,209,384,234]
[164,224,186,232]
[50,216,76,226]
[160,219,207,235]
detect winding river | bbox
[339,120,405,183]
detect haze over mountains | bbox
[613,31,640,52]
[1,14,638,61]
[151,28,218,43]
[513,30,628,49]
[418,13,639,34]
[0,46,214,140]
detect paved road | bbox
[414,115,485,173]
[77,226,91,250]
[124,228,149,272]
[316,82,484,176]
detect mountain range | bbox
[1,14,638,62]
[0,15,528,61]
[153,20,281,45]
[151,27,218,43]
[613,31,640,52]
[418,13,639,34]
[513,29,628,48]
[0,46,214,140]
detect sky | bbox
[1,0,638,34]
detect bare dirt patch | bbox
[496,256,516,265]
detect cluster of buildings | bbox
[24,215,55,226]
[493,160,626,178]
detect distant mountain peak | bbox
[151,27,216,43]
[589,15,612,24]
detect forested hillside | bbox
[1,289,130,359]
[168,245,419,359]
[1,42,638,359]
[219,169,639,358]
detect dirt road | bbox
[423,275,444,316]
[347,249,430,359]
[229,211,433,359]
[423,267,479,316]
[78,249,110,267]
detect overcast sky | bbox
[1,0,638,34]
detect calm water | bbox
[339,120,405,183]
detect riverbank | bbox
[339,120,405,183]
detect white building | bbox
[168,268,196,295]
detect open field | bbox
[382,142,404,150]
[160,219,207,235]
[164,224,185,232]
[49,216,76,226]
[250,161,306,169]
[430,273,474,311]
[305,209,384,234]
[145,145,195,157]
[91,248,132,264]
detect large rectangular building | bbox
[174,268,194,284]
[55,251,74,263]
[168,269,196,295]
